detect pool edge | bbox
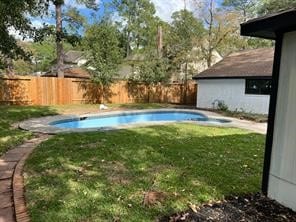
[18,108,234,134]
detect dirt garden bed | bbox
[160,193,296,222]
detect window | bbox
[245,79,272,95]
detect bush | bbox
[217,101,228,111]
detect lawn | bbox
[0,105,57,155]
[24,124,265,222]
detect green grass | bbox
[0,105,57,155]
[24,124,265,222]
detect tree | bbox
[3,36,79,75]
[112,0,157,57]
[129,52,170,102]
[0,0,40,75]
[131,51,169,84]
[222,0,257,21]
[38,0,98,77]
[257,0,296,14]
[168,9,205,79]
[194,0,241,67]
[30,38,56,72]
[164,9,205,103]
[30,36,76,72]
[83,21,123,102]
[221,0,273,50]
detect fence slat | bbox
[0,77,197,106]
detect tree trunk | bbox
[207,48,213,68]
[55,2,64,78]
[5,58,14,76]
[126,31,131,57]
[207,0,214,68]
[243,9,247,22]
[146,84,151,103]
[157,26,163,57]
[183,61,188,104]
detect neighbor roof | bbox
[241,8,296,40]
[43,67,90,79]
[193,48,274,80]
[64,50,84,64]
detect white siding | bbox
[196,79,270,114]
[268,31,296,211]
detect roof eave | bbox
[241,9,296,39]
[193,75,272,80]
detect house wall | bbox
[196,79,270,114]
[268,31,296,211]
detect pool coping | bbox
[19,109,237,134]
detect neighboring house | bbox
[42,49,222,81]
[44,51,140,80]
[120,50,222,83]
[170,49,223,83]
[193,48,274,114]
[117,54,146,80]
[43,50,90,79]
[64,50,87,67]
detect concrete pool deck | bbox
[18,109,267,135]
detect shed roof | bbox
[241,8,296,39]
[193,48,274,80]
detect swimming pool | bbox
[51,111,230,129]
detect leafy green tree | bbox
[8,36,80,75]
[168,10,205,79]
[258,0,296,14]
[13,59,34,75]
[30,36,77,73]
[163,9,205,103]
[112,0,158,56]
[221,0,273,51]
[37,0,98,77]
[129,51,170,102]
[222,0,257,21]
[0,0,40,75]
[83,21,123,102]
[194,0,247,66]
[132,52,169,84]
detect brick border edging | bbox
[12,135,51,222]
[13,148,34,222]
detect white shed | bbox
[193,48,274,114]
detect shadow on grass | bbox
[24,124,265,221]
[0,105,57,155]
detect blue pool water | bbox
[52,111,229,129]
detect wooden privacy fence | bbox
[0,76,197,106]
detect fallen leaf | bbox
[143,191,166,206]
